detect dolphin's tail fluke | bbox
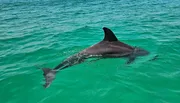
[42,68,56,88]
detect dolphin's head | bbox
[134,47,149,56]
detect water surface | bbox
[0,0,180,103]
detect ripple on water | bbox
[0,0,180,103]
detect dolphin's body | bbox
[42,27,149,88]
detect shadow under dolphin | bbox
[41,27,149,88]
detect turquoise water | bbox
[0,0,180,103]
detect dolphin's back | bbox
[80,41,133,56]
[80,27,134,56]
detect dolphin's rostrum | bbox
[42,27,149,88]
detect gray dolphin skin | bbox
[42,27,149,88]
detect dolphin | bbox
[41,27,149,88]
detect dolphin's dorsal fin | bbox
[103,27,118,42]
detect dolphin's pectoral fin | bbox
[42,68,56,88]
[126,48,137,64]
[126,55,136,64]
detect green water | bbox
[0,0,180,103]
